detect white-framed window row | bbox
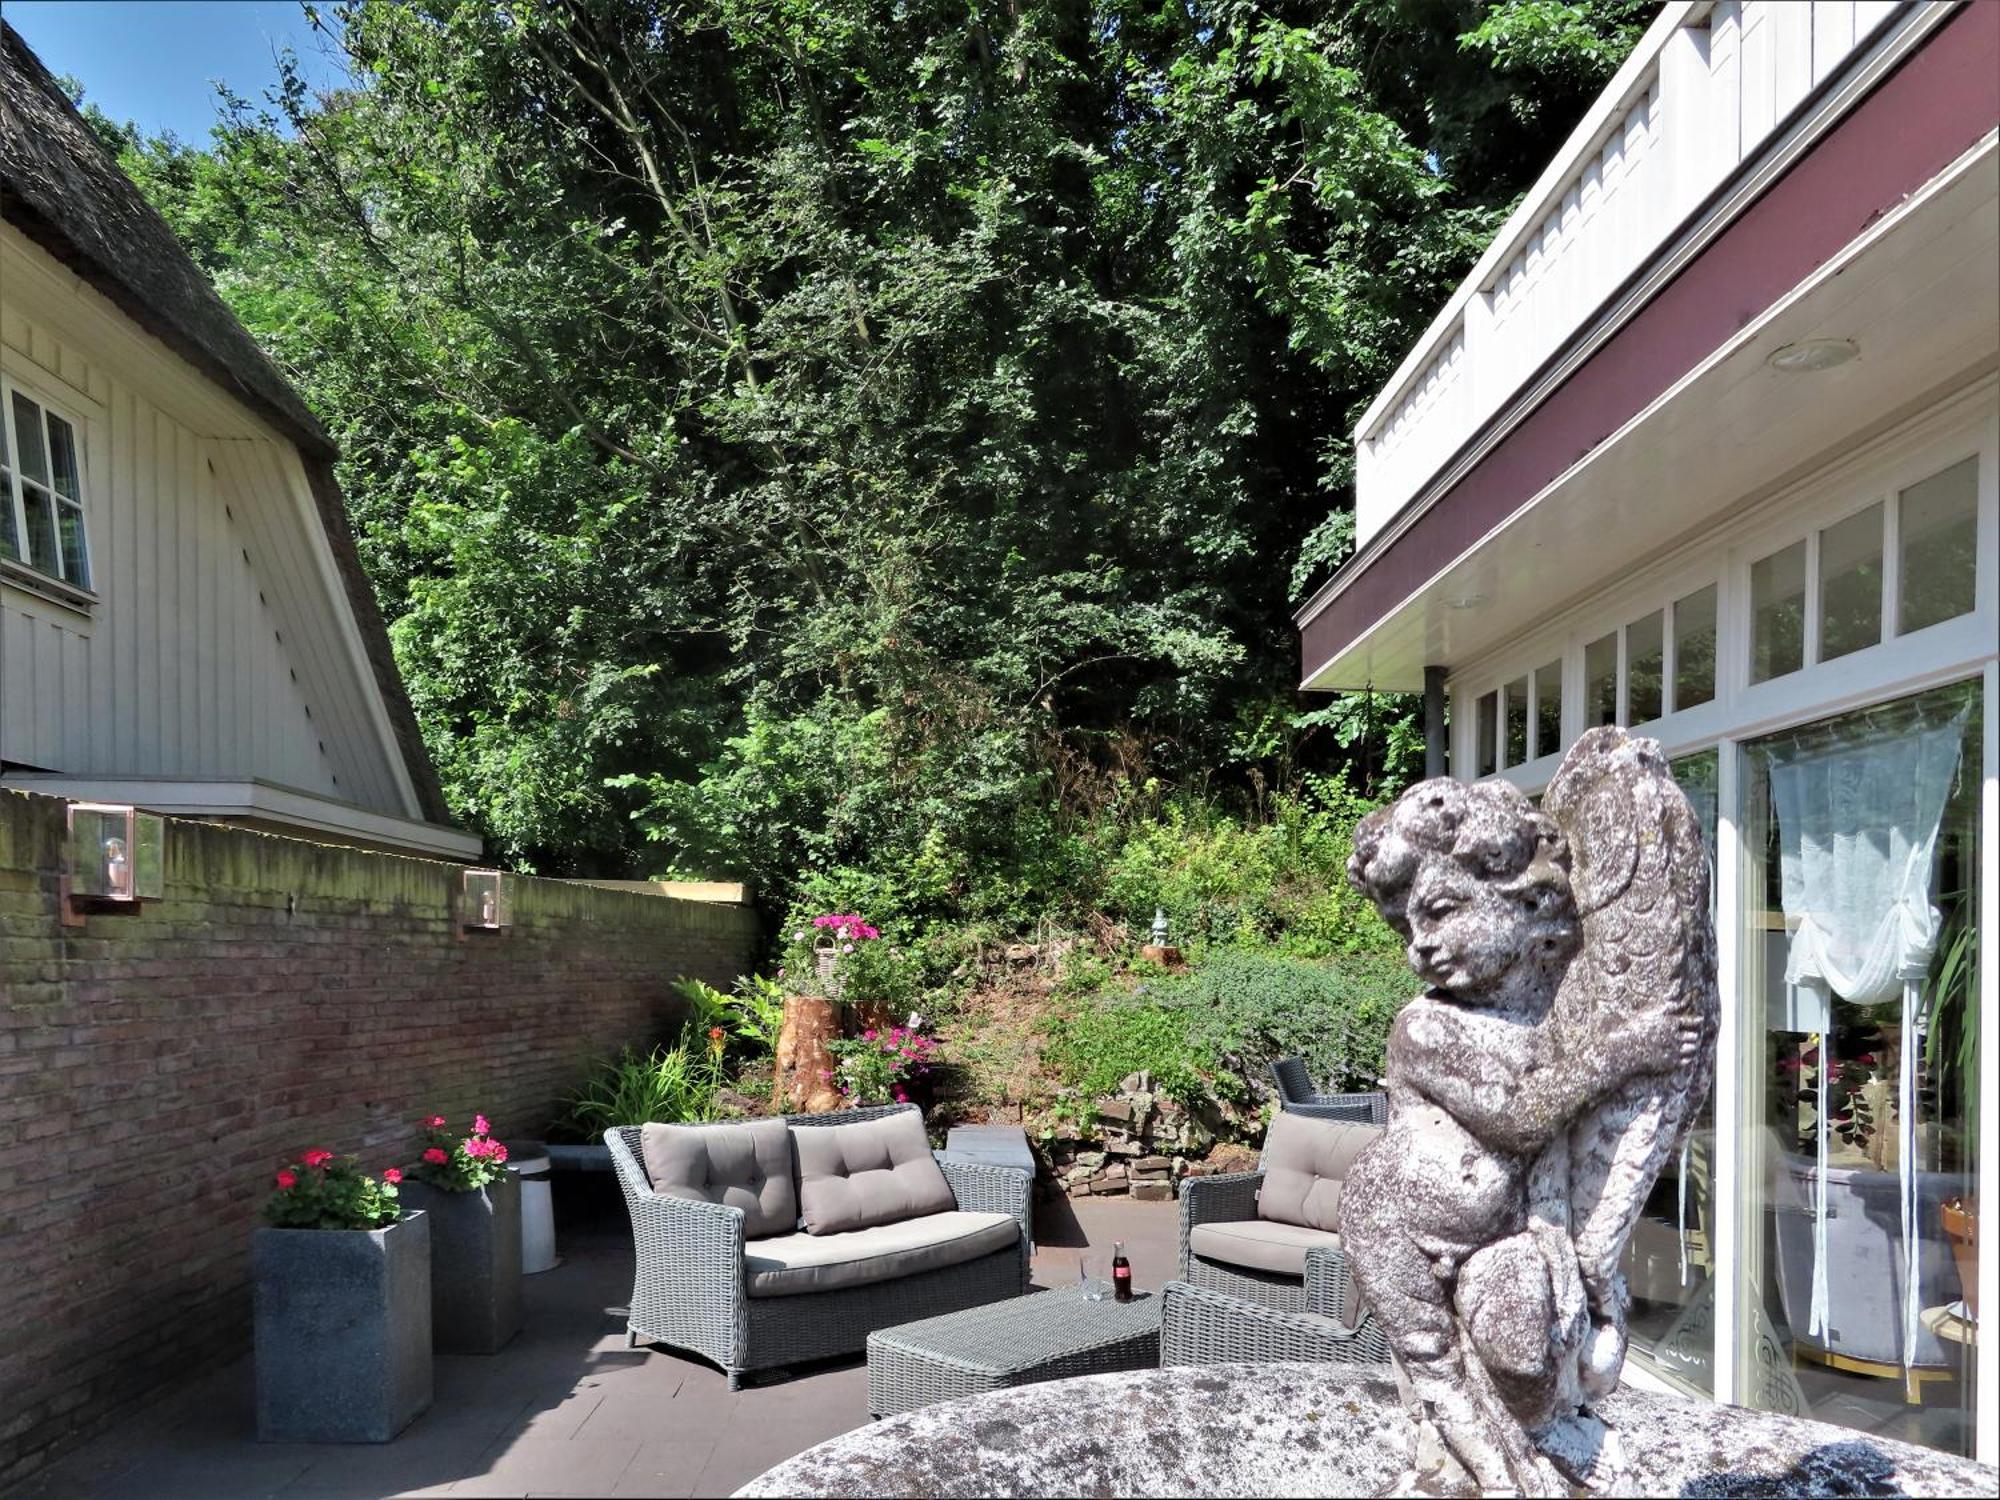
[1455,404,1996,789]
[1443,394,1998,1459]
[0,370,96,605]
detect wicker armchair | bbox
[1160,1278,1390,1368]
[1268,1056,1387,1125]
[607,1104,1031,1388]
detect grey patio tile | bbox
[450,1436,642,1497]
[602,1439,717,1499]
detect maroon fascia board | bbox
[1300,2,2000,687]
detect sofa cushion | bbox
[1257,1113,1381,1234]
[744,1210,1018,1297]
[793,1110,955,1235]
[1189,1218,1342,1278]
[641,1117,797,1239]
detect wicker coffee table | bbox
[867,1286,1162,1416]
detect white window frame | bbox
[0,371,97,604]
[1443,383,1999,1457]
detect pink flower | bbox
[490,1143,508,1165]
[463,1137,488,1159]
[274,1168,298,1190]
[841,943,854,954]
[472,1114,491,1137]
[894,1089,909,1103]
[301,1148,334,1169]
[424,1115,446,1129]
[382,1168,403,1184]
[423,1147,449,1165]
[862,1029,877,1041]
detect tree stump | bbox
[772,993,845,1114]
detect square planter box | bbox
[401,1172,523,1354]
[254,1212,432,1443]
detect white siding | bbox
[0,239,412,817]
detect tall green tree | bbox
[100,0,1648,924]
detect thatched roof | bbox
[0,22,452,829]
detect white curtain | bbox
[1765,705,1969,1361]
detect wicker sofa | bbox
[607,1104,1031,1388]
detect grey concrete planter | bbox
[401,1173,523,1354]
[253,1212,432,1443]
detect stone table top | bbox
[734,1362,1999,1499]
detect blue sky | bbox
[4,0,349,142]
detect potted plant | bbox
[254,1150,430,1442]
[826,1022,938,1107]
[399,1113,522,1354]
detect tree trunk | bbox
[772,993,844,1114]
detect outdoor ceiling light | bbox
[1767,338,1858,373]
[460,869,512,932]
[62,801,164,923]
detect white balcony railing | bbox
[1353,0,1904,548]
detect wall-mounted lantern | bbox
[460,869,512,933]
[62,802,164,924]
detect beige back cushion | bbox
[1256,1113,1381,1234]
[641,1117,797,1239]
[792,1110,955,1235]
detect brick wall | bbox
[0,789,757,1486]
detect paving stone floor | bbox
[19,1188,1180,1500]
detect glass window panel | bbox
[1673,585,1716,711]
[0,398,10,464]
[57,503,89,588]
[1898,457,1978,635]
[1475,692,1497,777]
[1585,632,1619,727]
[1737,682,1982,1457]
[1624,747,1720,1394]
[1627,610,1664,724]
[1533,660,1562,760]
[21,484,58,575]
[1503,677,1527,767]
[1750,541,1806,683]
[10,393,46,484]
[1818,502,1883,663]
[46,413,80,502]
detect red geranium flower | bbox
[382,1168,403,1185]
[490,1142,509,1165]
[301,1148,335,1169]
[424,1115,446,1129]
[423,1147,449,1165]
[274,1168,298,1190]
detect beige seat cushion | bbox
[1189,1218,1342,1278]
[792,1110,955,1235]
[641,1117,797,1239]
[745,1210,1018,1297]
[1256,1113,1381,1233]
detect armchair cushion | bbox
[745,1210,1018,1297]
[1257,1113,1379,1234]
[793,1110,955,1235]
[1189,1219,1343,1278]
[641,1117,797,1239]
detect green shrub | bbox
[555,1032,728,1141]
[1040,999,1224,1108]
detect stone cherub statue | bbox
[1340,726,1718,1497]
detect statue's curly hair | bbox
[1347,777,1574,942]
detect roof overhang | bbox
[1299,1,2000,692]
[0,774,484,861]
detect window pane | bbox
[1585,632,1618,726]
[1533,660,1562,760]
[1627,610,1664,724]
[46,413,80,502]
[22,483,59,575]
[1818,502,1882,662]
[1476,692,1497,777]
[1750,541,1806,683]
[1674,585,1716,711]
[1503,677,1527,767]
[57,502,89,588]
[1899,457,1978,635]
[1738,681,1982,1458]
[10,393,46,485]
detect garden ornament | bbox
[1342,726,1719,1497]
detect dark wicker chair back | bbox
[1267,1058,1388,1126]
[1269,1056,1315,1106]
